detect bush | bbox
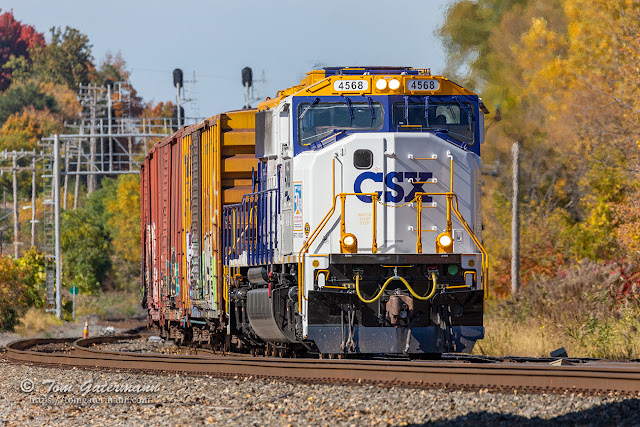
[76,290,144,320]
[15,307,63,336]
[0,249,45,330]
[480,259,640,358]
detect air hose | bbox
[354,272,437,304]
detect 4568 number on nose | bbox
[333,80,368,91]
[407,79,440,91]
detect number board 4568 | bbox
[333,80,368,92]
[406,79,440,92]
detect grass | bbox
[75,290,145,320]
[475,260,640,359]
[12,290,144,337]
[15,307,63,337]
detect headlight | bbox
[375,79,387,90]
[341,233,358,253]
[388,79,401,90]
[343,234,355,247]
[436,232,453,253]
[438,234,452,247]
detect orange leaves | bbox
[0,106,60,150]
[614,189,640,258]
[38,81,81,121]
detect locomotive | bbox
[140,67,489,356]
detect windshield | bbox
[298,100,384,146]
[393,101,475,145]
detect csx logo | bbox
[354,172,433,203]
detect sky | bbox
[6,0,453,122]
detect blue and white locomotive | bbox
[222,67,488,356]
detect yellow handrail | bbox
[297,157,382,313]
[297,194,338,311]
[415,191,489,298]
[297,191,378,313]
[450,194,489,299]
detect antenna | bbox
[183,70,201,121]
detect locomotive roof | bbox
[256,67,480,112]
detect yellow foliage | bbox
[0,107,60,151]
[14,307,63,336]
[39,81,81,121]
[104,175,141,264]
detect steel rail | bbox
[5,337,640,393]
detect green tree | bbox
[60,188,112,294]
[30,26,93,89]
[0,81,58,126]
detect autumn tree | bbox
[0,249,45,330]
[92,52,144,118]
[440,0,640,293]
[103,174,141,265]
[0,81,58,126]
[0,9,44,91]
[0,106,60,150]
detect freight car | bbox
[141,67,489,356]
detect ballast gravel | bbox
[0,360,638,426]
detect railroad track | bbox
[5,336,640,394]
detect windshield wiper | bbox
[363,95,375,126]
[342,95,354,121]
[454,96,472,131]
[404,96,409,123]
[424,96,430,128]
[300,97,319,119]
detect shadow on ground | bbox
[411,398,640,426]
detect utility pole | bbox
[128,137,133,170]
[511,141,521,296]
[54,135,62,319]
[31,154,36,248]
[63,140,69,210]
[107,83,113,172]
[74,128,82,209]
[88,91,97,194]
[12,151,19,258]
[99,118,104,171]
